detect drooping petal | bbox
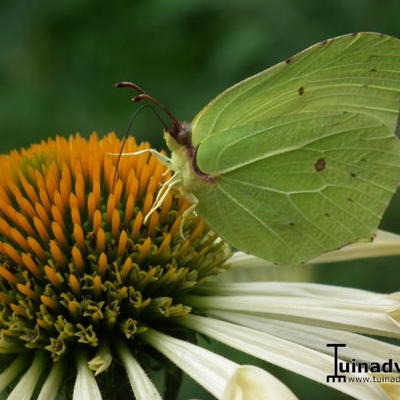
[227,230,400,269]
[37,360,65,400]
[179,314,391,400]
[206,311,400,363]
[140,328,296,400]
[227,252,275,269]
[219,253,313,283]
[379,375,400,399]
[183,292,400,338]
[73,350,102,400]
[0,355,28,391]
[388,307,400,328]
[222,365,297,400]
[7,351,47,400]
[312,230,400,264]
[141,328,235,399]
[115,340,162,400]
[194,281,397,306]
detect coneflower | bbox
[0,133,399,399]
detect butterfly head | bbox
[168,121,192,147]
[117,81,217,184]
[116,81,192,146]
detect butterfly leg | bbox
[162,168,171,177]
[143,174,182,224]
[152,174,177,207]
[108,149,172,167]
[179,194,199,240]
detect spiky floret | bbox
[0,133,230,369]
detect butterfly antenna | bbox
[115,81,182,131]
[113,104,168,188]
[116,81,146,94]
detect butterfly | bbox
[116,32,400,265]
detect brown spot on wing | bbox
[314,158,326,172]
[298,87,304,96]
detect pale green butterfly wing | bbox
[185,32,400,264]
[191,32,400,145]
[192,112,400,264]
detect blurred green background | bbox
[1,1,399,399]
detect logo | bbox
[326,343,347,383]
[326,343,400,384]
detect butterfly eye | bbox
[175,127,191,146]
